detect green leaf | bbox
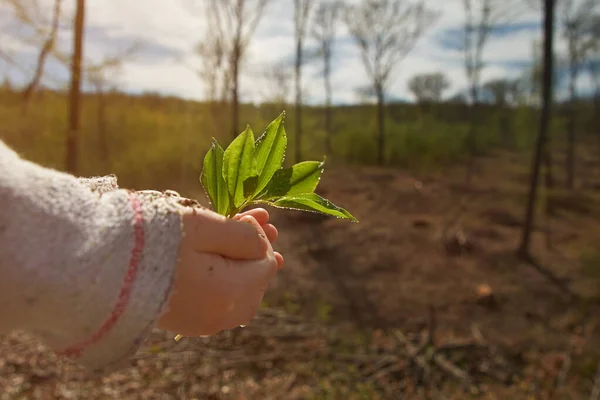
[253,112,287,195]
[259,160,324,199]
[200,139,230,215]
[243,175,259,198]
[270,193,358,223]
[223,125,258,208]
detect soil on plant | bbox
[2,149,600,399]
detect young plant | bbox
[171,114,356,342]
[200,111,358,223]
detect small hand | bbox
[157,207,282,337]
[233,208,283,266]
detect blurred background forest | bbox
[1,0,600,398]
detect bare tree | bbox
[1,0,67,98]
[21,0,62,111]
[519,0,555,258]
[196,24,229,104]
[1,0,49,39]
[345,0,439,165]
[293,0,315,162]
[523,36,563,191]
[482,77,521,148]
[558,0,599,189]
[584,17,600,160]
[311,0,343,156]
[407,72,450,103]
[589,58,600,161]
[591,62,600,99]
[202,0,272,140]
[194,14,231,138]
[66,0,85,174]
[460,0,523,182]
[522,39,543,106]
[482,78,520,106]
[461,0,521,105]
[589,45,600,107]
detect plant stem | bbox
[226,199,275,218]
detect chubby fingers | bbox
[234,208,270,225]
[274,252,284,270]
[234,208,278,243]
[182,209,268,260]
[240,213,282,269]
[261,224,278,243]
[240,216,283,269]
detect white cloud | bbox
[0,0,593,104]
[118,58,203,98]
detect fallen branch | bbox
[394,330,480,394]
[437,340,481,352]
[131,308,521,397]
[366,363,404,383]
[335,353,397,363]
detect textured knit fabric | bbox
[0,140,187,376]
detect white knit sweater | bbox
[0,140,186,375]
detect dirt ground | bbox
[2,150,600,399]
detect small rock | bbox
[476,284,498,309]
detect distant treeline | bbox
[0,86,598,192]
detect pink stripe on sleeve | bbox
[57,192,145,358]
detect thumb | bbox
[239,215,274,254]
[182,209,268,260]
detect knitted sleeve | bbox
[0,140,185,375]
[77,175,120,194]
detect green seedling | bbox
[174,113,356,342]
[199,111,358,223]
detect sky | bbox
[0,0,598,105]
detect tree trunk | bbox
[544,147,554,191]
[565,64,577,189]
[376,87,385,165]
[294,36,303,164]
[594,93,600,164]
[519,0,555,258]
[465,84,479,184]
[22,0,62,113]
[66,0,85,174]
[498,105,512,149]
[324,52,332,157]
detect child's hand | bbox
[157,207,283,337]
[232,208,280,245]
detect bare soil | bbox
[2,150,600,399]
